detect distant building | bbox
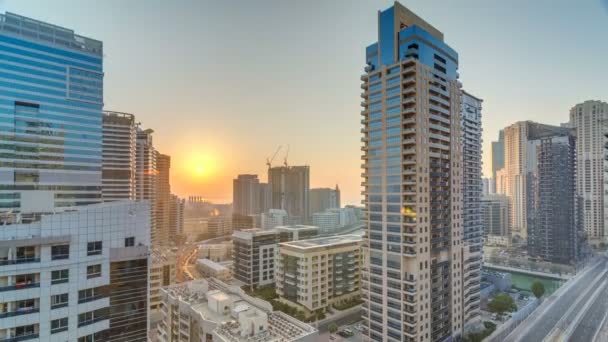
[232,229,279,288]
[259,183,272,213]
[275,225,319,242]
[276,235,362,312]
[232,213,255,231]
[268,166,310,224]
[528,133,583,264]
[156,153,172,244]
[102,111,137,201]
[482,194,511,238]
[261,209,288,230]
[312,211,339,234]
[570,100,608,244]
[169,194,185,237]
[309,186,341,215]
[136,127,158,243]
[199,242,233,262]
[233,174,261,215]
[156,279,318,341]
[208,216,232,238]
[197,259,232,282]
[482,178,492,195]
[491,130,505,191]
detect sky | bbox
[0,0,607,204]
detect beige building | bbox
[156,279,318,342]
[276,235,362,313]
[197,259,232,282]
[199,241,233,262]
[150,249,177,321]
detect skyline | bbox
[1,0,607,204]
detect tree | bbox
[531,281,545,299]
[488,293,517,313]
[328,323,338,334]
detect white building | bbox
[156,279,318,342]
[0,201,150,342]
[197,259,232,282]
[232,229,279,288]
[312,211,340,235]
[261,209,288,230]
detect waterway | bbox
[484,267,565,295]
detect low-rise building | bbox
[232,229,279,288]
[261,209,288,230]
[276,235,363,312]
[197,258,232,282]
[275,225,319,242]
[156,279,318,342]
[199,241,233,262]
[311,211,339,235]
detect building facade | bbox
[155,153,171,245]
[360,3,465,341]
[570,100,608,243]
[309,186,340,215]
[312,211,340,235]
[481,194,511,238]
[276,235,362,313]
[460,90,483,328]
[268,166,310,224]
[232,229,279,288]
[149,249,177,320]
[261,209,288,230]
[136,128,157,243]
[102,111,136,201]
[491,130,504,192]
[233,174,261,216]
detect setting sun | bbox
[187,153,217,179]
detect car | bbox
[339,329,354,337]
[329,335,336,340]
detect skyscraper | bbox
[156,153,171,244]
[527,133,582,264]
[169,194,185,237]
[361,3,465,340]
[309,186,341,215]
[491,130,504,187]
[570,100,608,244]
[268,165,310,224]
[481,194,511,238]
[503,121,569,241]
[0,13,149,341]
[136,127,158,243]
[460,90,483,327]
[102,111,137,201]
[233,174,261,215]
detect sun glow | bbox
[186,153,217,179]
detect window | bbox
[79,287,104,303]
[87,264,101,279]
[51,317,68,334]
[78,308,107,327]
[51,245,69,260]
[124,237,135,247]
[51,293,68,309]
[15,324,36,338]
[87,241,102,256]
[51,269,69,284]
[79,335,94,342]
[16,246,36,262]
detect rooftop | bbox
[197,258,229,272]
[275,225,319,232]
[280,235,362,250]
[0,12,102,56]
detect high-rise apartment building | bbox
[233,174,261,215]
[136,128,158,243]
[460,90,483,327]
[309,186,341,215]
[149,249,177,321]
[528,133,582,264]
[503,121,569,241]
[155,153,171,244]
[268,166,310,224]
[276,235,362,312]
[481,194,511,238]
[0,13,150,342]
[360,3,465,340]
[169,194,185,237]
[491,130,504,188]
[102,111,137,201]
[570,100,608,244]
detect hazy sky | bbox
[1,0,607,204]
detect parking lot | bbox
[319,321,364,342]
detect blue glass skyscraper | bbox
[0,12,103,213]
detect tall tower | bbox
[491,130,505,191]
[360,3,464,341]
[233,174,261,215]
[570,100,608,244]
[102,111,137,201]
[268,165,310,224]
[156,153,171,244]
[136,128,158,243]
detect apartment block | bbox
[199,242,233,262]
[570,100,608,244]
[261,209,288,230]
[102,111,137,201]
[233,174,261,216]
[309,186,341,215]
[268,166,310,224]
[232,229,279,288]
[156,279,317,342]
[276,235,362,313]
[360,3,465,341]
[481,194,511,238]
[149,249,177,319]
[196,259,232,282]
[275,225,319,242]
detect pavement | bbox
[503,256,608,342]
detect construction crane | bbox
[266,145,282,170]
[283,144,290,167]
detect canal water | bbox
[485,267,565,295]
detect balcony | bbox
[0,258,40,266]
[0,307,39,319]
[0,334,39,342]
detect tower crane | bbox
[266,145,282,170]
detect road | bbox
[317,308,362,332]
[568,276,608,342]
[504,256,607,342]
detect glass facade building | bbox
[0,12,103,212]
